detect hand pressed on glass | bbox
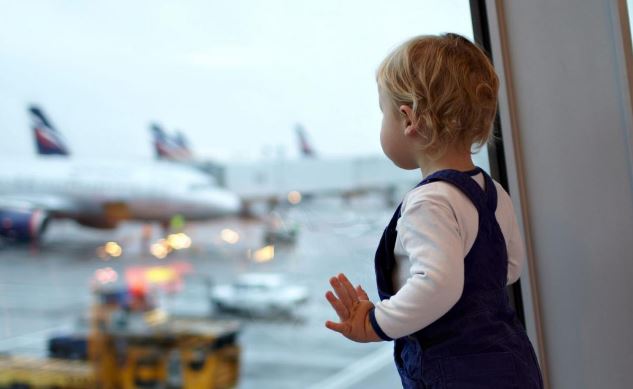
[324,273,381,343]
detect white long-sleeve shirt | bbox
[373,172,525,340]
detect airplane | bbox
[150,123,192,162]
[295,124,315,158]
[149,123,423,209]
[30,106,69,156]
[0,106,241,243]
[173,131,192,156]
[149,123,226,187]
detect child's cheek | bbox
[379,128,393,161]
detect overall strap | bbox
[374,202,402,300]
[481,170,497,212]
[417,167,497,214]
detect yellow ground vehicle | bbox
[0,286,241,389]
[0,355,95,388]
[89,287,241,389]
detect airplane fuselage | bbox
[0,156,241,237]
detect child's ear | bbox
[399,105,418,136]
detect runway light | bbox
[288,191,302,205]
[166,233,192,250]
[104,241,122,257]
[251,244,275,262]
[150,240,170,259]
[221,228,240,244]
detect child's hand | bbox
[325,273,382,343]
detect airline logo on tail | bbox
[151,123,192,161]
[295,124,316,158]
[29,105,69,156]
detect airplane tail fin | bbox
[151,123,192,161]
[29,105,70,156]
[151,123,170,159]
[295,123,316,157]
[174,131,193,159]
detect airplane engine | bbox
[0,209,50,242]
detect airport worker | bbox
[324,33,543,388]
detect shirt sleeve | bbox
[372,195,465,340]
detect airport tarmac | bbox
[0,195,402,388]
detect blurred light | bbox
[166,235,177,248]
[125,268,145,290]
[288,191,302,205]
[146,267,176,283]
[126,263,189,295]
[104,241,122,257]
[150,240,170,259]
[170,214,186,231]
[94,267,118,284]
[166,233,192,250]
[128,281,147,297]
[221,228,240,244]
[171,261,193,274]
[252,245,275,262]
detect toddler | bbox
[325,33,543,388]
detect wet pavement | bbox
[0,196,402,388]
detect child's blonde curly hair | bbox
[377,33,499,158]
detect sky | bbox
[0,1,473,162]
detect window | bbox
[0,2,477,388]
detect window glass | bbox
[0,2,476,388]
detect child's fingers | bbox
[325,291,349,320]
[355,285,370,300]
[325,320,349,335]
[330,276,354,307]
[338,273,359,303]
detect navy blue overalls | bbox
[372,168,543,388]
